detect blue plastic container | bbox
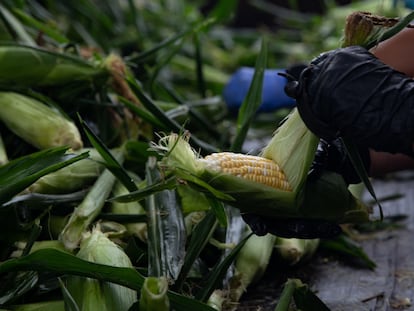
[405,0,414,8]
[222,67,296,113]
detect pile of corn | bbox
[0,2,408,311]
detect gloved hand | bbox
[308,138,371,185]
[242,138,369,239]
[241,213,342,239]
[285,45,414,156]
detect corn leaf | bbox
[231,36,267,152]
[206,0,238,23]
[341,138,383,220]
[319,234,376,270]
[292,280,331,311]
[79,115,138,192]
[130,19,214,64]
[119,97,166,129]
[2,190,88,208]
[173,210,218,291]
[195,232,252,302]
[158,83,223,140]
[0,147,88,206]
[127,77,218,154]
[207,196,227,228]
[108,176,177,203]
[173,169,235,202]
[193,32,207,98]
[0,271,38,305]
[0,4,35,45]
[0,249,216,311]
[12,8,69,43]
[275,278,331,311]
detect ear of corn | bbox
[28,148,104,194]
[152,109,370,223]
[59,166,118,251]
[274,237,320,266]
[153,132,298,218]
[66,227,137,311]
[0,45,108,88]
[229,232,276,303]
[0,92,83,150]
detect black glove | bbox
[241,213,342,239]
[241,138,369,239]
[285,45,414,156]
[308,138,371,184]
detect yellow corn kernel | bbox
[201,152,292,191]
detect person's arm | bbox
[291,42,414,156]
[370,28,414,77]
[368,28,414,176]
[369,150,414,177]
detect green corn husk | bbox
[139,277,170,311]
[28,148,104,194]
[152,111,369,223]
[3,300,64,311]
[59,160,120,250]
[274,237,320,266]
[207,290,226,311]
[228,232,276,303]
[109,178,147,242]
[0,133,7,165]
[260,109,318,193]
[0,92,82,150]
[184,211,206,236]
[0,45,108,88]
[66,227,137,311]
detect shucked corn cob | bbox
[201,152,291,191]
[152,109,369,223]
